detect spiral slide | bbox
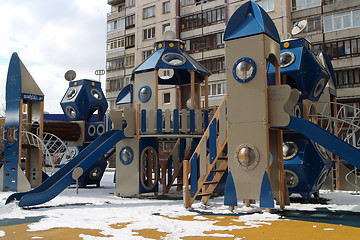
[6,130,126,207]
[281,116,360,169]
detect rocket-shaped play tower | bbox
[0,53,44,191]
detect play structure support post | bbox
[331,96,340,190]
[183,160,190,208]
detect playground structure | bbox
[3,1,360,208]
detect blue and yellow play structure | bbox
[4,1,360,209]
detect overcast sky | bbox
[0,0,110,114]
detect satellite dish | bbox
[163,30,176,40]
[64,70,76,81]
[291,20,307,36]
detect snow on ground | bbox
[1,171,360,239]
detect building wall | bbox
[106,0,360,109]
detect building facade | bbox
[106,0,360,125]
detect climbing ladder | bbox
[184,96,228,208]
[22,131,68,172]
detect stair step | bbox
[211,169,226,173]
[197,192,212,197]
[203,181,218,185]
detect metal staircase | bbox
[184,96,228,208]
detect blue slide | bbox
[281,116,360,169]
[6,130,126,207]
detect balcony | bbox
[108,0,124,6]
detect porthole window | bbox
[284,170,299,188]
[138,86,152,103]
[162,53,186,66]
[233,57,256,83]
[314,142,328,159]
[66,88,77,100]
[97,124,105,135]
[88,125,96,136]
[316,170,328,188]
[313,78,326,98]
[283,141,298,160]
[119,146,134,165]
[280,52,295,68]
[91,89,102,100]
[66,106,77,119]
[235,144,259,170]
[89,167,102,180]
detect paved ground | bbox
[1,213,360,239]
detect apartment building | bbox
[106,0,360,120]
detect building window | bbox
[199,56,225,74]
[143,6,155,19]
[143,27,156,40]
[313,37,360,60]
[324,9,360,32]
[107,37,125,51]
[107,76,131,91]
[180,0,194,6]
[125,34,135,49]
[291,0,321,11]
[142,49,154,60]
[163,92,171,104]
[185,32,224,53]
[107,18,125,32]
[163,1,170,14]
[340,103,359,119]
[336,69,360,89]
[201,82,226,97]
[125,14,135,29]
[125,0,135,7]
[180,7,225,31]
[106,54,135,71]
[257,0,274,12]
[163,23,170,33]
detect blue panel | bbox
[190,109,195,133]
[180,138,185,162]
[224,171,237,206]
[190,153,198,198]
[133,49,164,73]
[224,1,280,43]
[4,53,23,191]
[167,155,173,186]
[6,130,127,207]
[157,109,162,132]
[141,110,147,132]
[281,116,360,169]
[259,171,274,208]
[209,119,217,164]
[173,109,179,133]
[203,110,209,130]
[116,84,133,104]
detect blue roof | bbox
[224,1,280,43]
[133,40,211,85]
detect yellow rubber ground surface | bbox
[1,214,359,239]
